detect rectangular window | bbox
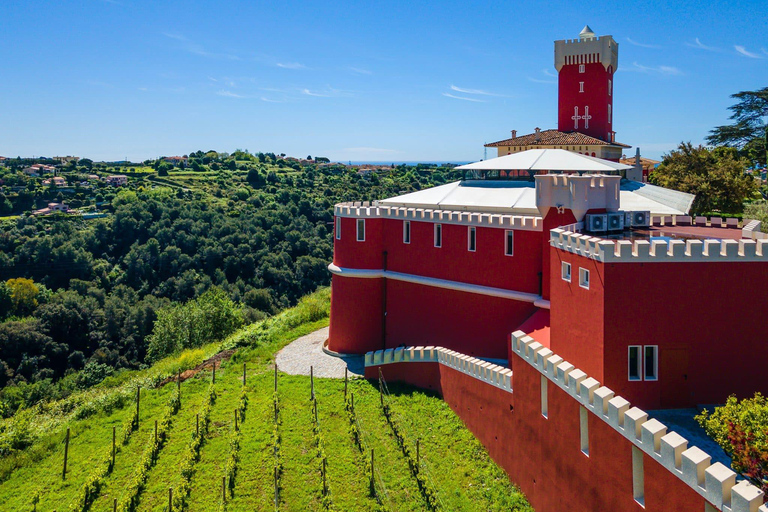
[608,79,612,96]
[580,406,589,456]
[579,64,585,73]
[505,230,514,256]
[644,346,658,381]
[628,346,642,381]
[434,223,442,248]
[579,81,584,93]
[562,262,571,282]
[608,104,612,124]
[632,446,645,506]
[468,226,476,252]
[541,376,548,418]
[579,268,590,289]
[356,218,365,242]
[335,217,341,240]
[403,221,410,244]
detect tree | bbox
[5,278,40,317]
[649,143,757,214]
[706,87,768,167]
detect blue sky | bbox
[1,0,766,162]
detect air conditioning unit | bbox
[607,212,625,232]
[629,211,651,228]
[625,211,633,228]
[586,214,608,233]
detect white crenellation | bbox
[651,214,742,229]
[509,330,766,512]
[743,219,768,241]
[334,202,542,232]
[551,228,768,263]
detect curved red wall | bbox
[328,275,383,354]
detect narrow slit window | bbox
[403,221,410,244]
[505,230,514,256]
[632,446,645,506]
[579,268,590,289]
[468,226,476,252]
[579,81,584,93]
[335,217,341,240]
[628,346,642,381]
[608,79,612,96]
[579,64,585,73]
[434,223,442,248]
[644,346,658,381]
[541,376,548,418]
[562,262,571,282]
[356,218,365,242]
[580,406,589,455]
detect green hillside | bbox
[0,290,531,511]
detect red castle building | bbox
[328,26,768,512]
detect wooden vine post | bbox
[274,466,278,508]
[310,365,314,400]
[274,363,278,392]
[113,498,117,512]
[416,438,420,468]
[62,427,70,480]
[112,426,116,468]
[234,409,238,431]
[212,361,216,384]
[222,475,226,503]
[243,363,246,386]
[168,488,173,511]
[196,413,200,437]
[322,457,328,495]
[154,419,158,444]
[136,385,141,427]
[378,368,384,407]
[177,370,181,403]
[370,448,375,495]
[344,367,348,398]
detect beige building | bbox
[485,128,629,162]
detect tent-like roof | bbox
[456,148,632,172]
[378,179,693,216]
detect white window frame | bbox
[468,226,476,252]
[561,262,571,282]
[579,267,590,289]
[579,81,584,93]
[579,64,585,73]
[403,220,410,244]
[628,346,642,381]
[541,376,548,418]
[608,104,612,124]
[335,217,341,240]
[356,218,365,242]
[504,230,514,256]
[434,223,442,248]
[644,345,658,381]
[608,79,612,96]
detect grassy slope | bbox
[0,290,531,511]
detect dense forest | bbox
[0,152,462,415]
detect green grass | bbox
[0,289,531,511]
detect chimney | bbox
[534,127,541,142]
[511,130,517,139]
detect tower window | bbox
[644,346,658,381]
[608,104,612,124]
[335,217,341,240]
[434,223,442,248]
[561,262,571,282]
[579,64,585,73]
[468,226,476,252]
[608,79,612,96]
[403,220,410,244]
[628,346,642,381]
[579,82,584,93]
[504,230,514,256]
[356,218,365,242]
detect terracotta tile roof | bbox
[619,156,660,170]
[485,129,631,148]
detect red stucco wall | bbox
[328,275,383,354]
[558,61,613,142]
[368,355,712,512]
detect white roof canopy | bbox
[456,148,632,172]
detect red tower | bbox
[555,26,618,143]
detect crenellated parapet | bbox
[743,219,768,241]
[510,330,767,512]
[334,202,542,231]
[554,34,618,72]
[364,346,513,393]
[650,215,742,228]
[550,228,768,263]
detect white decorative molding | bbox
[364,345,513,394]
[334,202,542,232]
[550,228,768,263]
[328,264,543,304]
[509,330,767,512]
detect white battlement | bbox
[550,228,768,263]
[650,214,742,229]
[334,202,543,232]
[554,34,618,72]
[364,346,513,394]
[743,219,768,241]
[510,330,767,512]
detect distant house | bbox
[105,175,128,186]
[53,156,80,164]
[0,157,7,166]
[163,156,188,166]
[23,163,57,177]
[33,202,70,216]
[42,176,67,187]
[88,174,100,181]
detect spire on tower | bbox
[579,25,596,39]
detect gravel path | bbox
[276,326,365,378]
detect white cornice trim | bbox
[328,263,543,304]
